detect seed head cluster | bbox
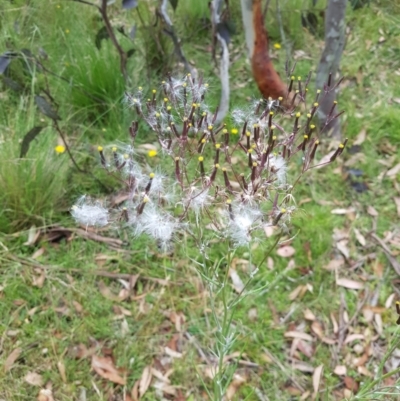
[71,74,346,250]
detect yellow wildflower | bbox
[55,145,66,154]
[274,43,281,50]
[148,150,157,157]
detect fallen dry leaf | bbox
[131,380,140,401]
[248,307,258,321]
[344,334,364,344]
[303,308,316,321]
[226,372,247,400]
[324,259,344,271]
[264,225,275,237]
[385,293,395,309]
[32,268,46,288]
[344,376,359,392]
[229,269,244,293]
[321,337,336,345]
[297,339,314,358]
[354,228,366,247]
[37,389,55,401]
[375,313,383,335]
[336,278,364,290]
[72,300,83,314]
[24,225,41,246]
[164,346,182,358]
[353,353,369,367]
[387,163,400,177]
[312,364,323,400]
[284,331,313,342]
[152,381,177,396]
[24,371,44,386]
[336,241,350,259]
[68,343,96,359]
[91,355,126,385]
[331,208,356,215]
[289,285,307,301]
[357,366,373,377]
[330,313,339,334]
[394,197,400,217]
[32,247,45,259]
[58,360,67,383]
[367,205,379,216]
[334,365,347,376]
[285,385,302,396]
[150,367,170,383]
[311,321,324,339]
[139,366,152,398]
[4,347,21,372]
[353,128,366,145]
[98,280,129,302]
[277,245,296,258]
[292,362,314,373]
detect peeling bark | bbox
[316,0,347,138]
[241,0,287,101]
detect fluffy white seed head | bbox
[269,155,287,184]
[188,187,210,215]
[227,204,262,246]
[132,203,180,250]
[71,196,109,227]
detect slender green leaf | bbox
[35,96,61,120]
[169,0,178,11]
[20,126,44,158]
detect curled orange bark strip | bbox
[251,0,286,101]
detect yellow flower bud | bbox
[55,145,66,154]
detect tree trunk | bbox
[316,0,348,139]
[211,0,230,124]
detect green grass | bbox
[1,0,400,400]
[0,97,70,232]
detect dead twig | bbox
[337,289,369,352]
[262,347,305,392]
[184,332,210,364]
[370,233,400,275]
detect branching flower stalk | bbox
[71,73,346,399]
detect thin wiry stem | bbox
[70,0,128,81]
